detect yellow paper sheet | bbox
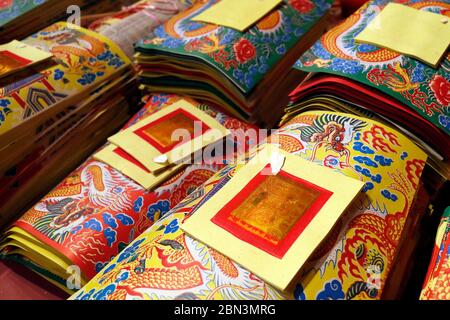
[182,144,364,291]
[192,0,282,32]
[355,3,450,67]
[0,40,53,78]
[109,99,230,172]
[94,144,184,190]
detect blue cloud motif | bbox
[355,165,372,178]
[401,152,408,160]
[116,213,134,226]
[354,156,378,168]
[53,69,64,80]
[115,271,129,283]
[316,279,345,300]
[355,132,361,141]
[133,196,144,212]
[104,228,117,247]
[102,213,118,229]
[353,142,375,154]
[374,155,393,167]
[371,174,382,184]
[76,289,95,300]
[93,283,117,300]
[147,200,171,222]
[362,182,374,193]
[71,225,82,235]
[164,219,179,234]
[0,99,11,107]
[84,218,102,232]
[294,284,306,300]
[381,190,398,202]
[116,238,145,263]
[102,263,117,276]
[95,262,108,273]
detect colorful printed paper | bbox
[192,0,282,31]
[0,0,46,28]
[354,3,450,67]
[420,207,450,300]
[296,0,450,136]
[94,145,183,190]
[182,145,364,291]
[72,111,427,300]
[0,94,258,291]
[0,40,53,78]
[0,22,130,135]
[108,100,230,172]
[136,0,333,120]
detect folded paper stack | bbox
[70,110,429,300]
[0,93,259,293]
[134,0,333,127]
[286,0,450,166]
[88,0,195,59]
[421,207,450,300]
[0,0,135,43]
[0,22,135,227]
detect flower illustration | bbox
[53,69,65,80]
[430,74,450,106]
[290,0,315,13]
[233,38,256,64]
[0,0,12,10]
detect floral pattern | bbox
[72,111,427,300]
[233,38,256,64]
[0,0,45,27]
[295,0,450,135]
[430,75,450,107]
[137,0,332,94]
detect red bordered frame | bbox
[0,50,32,66]
[133,108,211,154]
[112,147,151,173]
[211,164,333,259]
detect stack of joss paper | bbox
[420,207,450,300]
[68,109,430,300]
[283,0,450,174]
[0,0,138,43]
[0,22,136,227]
[0,94,258,293]
[88,0,195,59]
[134,0,333,127]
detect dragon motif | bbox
[297,114,366,167]
[339,169,413,299]
[35,26,108,72]
[367,63,419,92]
[320,5,401,66]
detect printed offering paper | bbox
[0,40,53,78]
[108,99,230,172]
[93,145,183,190]
[192,0,283,32]
[182,144,364,291]
[355,3,450,67]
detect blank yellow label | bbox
[355,3,450,67]
[192,0,282,32]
